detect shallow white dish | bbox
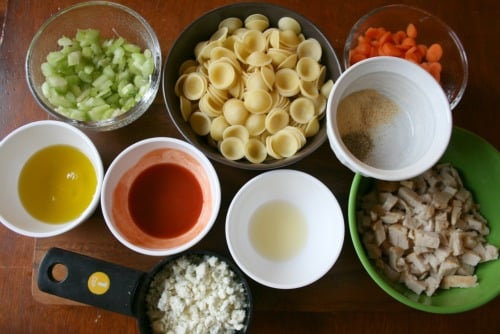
[226,169,344,289]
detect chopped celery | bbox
[40,28,154,122]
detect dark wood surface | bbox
[1,0,499,333]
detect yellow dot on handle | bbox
[88,272,110,295]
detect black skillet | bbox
[38,247,252,333]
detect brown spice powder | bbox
[337,89,400,161]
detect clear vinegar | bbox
[249,200,308,261]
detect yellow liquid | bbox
[249,200,308,261]
[18,145,97,224]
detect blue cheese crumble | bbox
[146,254,248,333]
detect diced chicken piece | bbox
[463,231,479,249]
[406,252,430,275]
[415,204,435,222]
[434,212,449,233]
[402,272,426,295]
[388,224,409,250]
[424,275,441,296]
[449,230,464,256]
[400,180,415,190]
[466,215,489,235]
[438,257,460,277]
[423,253,440,272]
[460,251,481,266]
[434,246,451,263]
[440,275,477,289]
[450,201,462,226]
[398,187,424,210]
[388,246,405,272]
[380,192,399,211]
[455,188,471,202]
[456,263,475,276]
[473,243,499,262]
[414,230,440,249]
[422,169,440,188]
[381,211,404,224]
[431,191,454,209]
[372,220,386,246]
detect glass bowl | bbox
[344,4,468,110]
[25,1,162,131]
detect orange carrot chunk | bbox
[406,23,418,39]
[426,43,443,62]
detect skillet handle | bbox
[38,247,146,317]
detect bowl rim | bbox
[342,3,469,110]
[162,2,342,170]
[348,126,500,313]
[25,0,162,131]
[100,136,221,256]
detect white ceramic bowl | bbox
[326,56,452,181]
[0,120,103,237]
[226,169,344,289]
[101,137,221,256]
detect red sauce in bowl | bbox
[128,163,203,238]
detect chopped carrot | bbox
[350,23,444,85]
[426,43,443,62]
[381,42,403,57]
[406,23,417,39]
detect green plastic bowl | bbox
[349,126,500,313]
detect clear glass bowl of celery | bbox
[25,1,161,131]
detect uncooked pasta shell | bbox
[297,38,322,62]
[183,72,207,101]
[246,51,272,67]
[199,93,223,118]
[275,68,300,97]
[289,97,315,124]
[278,17,302,35]
[244,138,268,163]
[208,61,236,90]
[245,113,266,136]
[189,111,212,136]
[260,65,275,91]
[265,107,290,134]
[218,17,243,34]
[300,79,319,99]
[220,137,245,160]
[296,57,321,81]
[180,96,192,122]
[277,53,298,69]
[243,89,273,114]
[270,130,299,158]
[244,14,269,31]
[223,124,250,143]
[242,30,267,53]
[210,115,230,141]
[223,98,249,125]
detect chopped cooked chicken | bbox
[357,163,498,296]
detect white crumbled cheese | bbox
[146,254,248,334]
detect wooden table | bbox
[1,0,499,333]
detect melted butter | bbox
[249,200,308,261]
[18,145,97,223]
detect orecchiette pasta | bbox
[174,13,335,163]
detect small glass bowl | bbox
[343,4,468,110]
[25,1,162,131]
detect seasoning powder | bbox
[336,89,400,161]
